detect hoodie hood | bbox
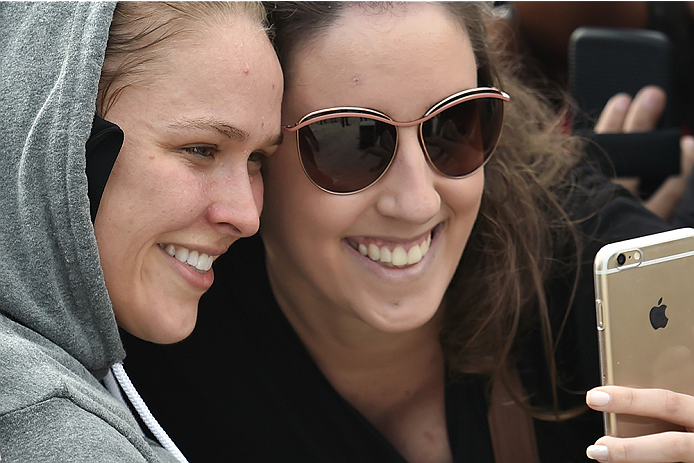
[0,1,123,374]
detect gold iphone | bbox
[594,227,694,437]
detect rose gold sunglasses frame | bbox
[282,87,510,194]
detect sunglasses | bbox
[282,87,510,194]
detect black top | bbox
[121,165,672,463]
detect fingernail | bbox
[586,390,611,407]
[586,444,609,461]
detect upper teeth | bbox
[355,234,431,267]
[159,243,215,272]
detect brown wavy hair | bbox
[267,1,588,419]
[98,1,268,115]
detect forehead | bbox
[156,18,281,100]
[284,3,476,117]
[105,15,282,141]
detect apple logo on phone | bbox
[649,297,668,330]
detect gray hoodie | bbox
[0,3,180,461]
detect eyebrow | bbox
[169,118,249,142]
[169,118,284,149]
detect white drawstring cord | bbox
[110,362,189,463]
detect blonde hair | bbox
[98,1,268,114]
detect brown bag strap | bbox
[487,370,541,463]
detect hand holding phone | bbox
[585,384,694,461]
[588,228,694,461]
[593,228,694,437]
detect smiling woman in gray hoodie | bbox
[0,2,282,461]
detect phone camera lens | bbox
[617,253,626,265]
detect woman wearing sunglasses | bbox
[121,2,694,462]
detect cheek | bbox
[261,147,337,252]
[262,177,307,241]
[444,172,485,226]
[94,152,203,267]
[251,172,264,214]
[262,144,305,220]
[106,147,198,215]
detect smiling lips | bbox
[159,243,216,273]
[347,232,432,268]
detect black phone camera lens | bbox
[617,253,626,265]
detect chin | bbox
[120,304,199,345]
[146,321,196,345]
[367,306,440,333]
[363,291,444,331]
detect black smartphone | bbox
[568,27,680,178]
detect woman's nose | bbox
[206,166,262,238]
[374,128,441,224]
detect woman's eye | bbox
[248,151,269,174]
[182,146,216,158]
[249,150,269,166]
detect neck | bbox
[274,280,445,386]
[273,284,452,463]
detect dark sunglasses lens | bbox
[422,97,503,177]
[298,117,396,193]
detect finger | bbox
[644,177,681,221]
[680,135,694,178]
[587,386,694,429]
[642,136,694,221]
[587,433,694,462]
[612,178,640,197]
[594,93,631,133]
[623,86,666,132]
